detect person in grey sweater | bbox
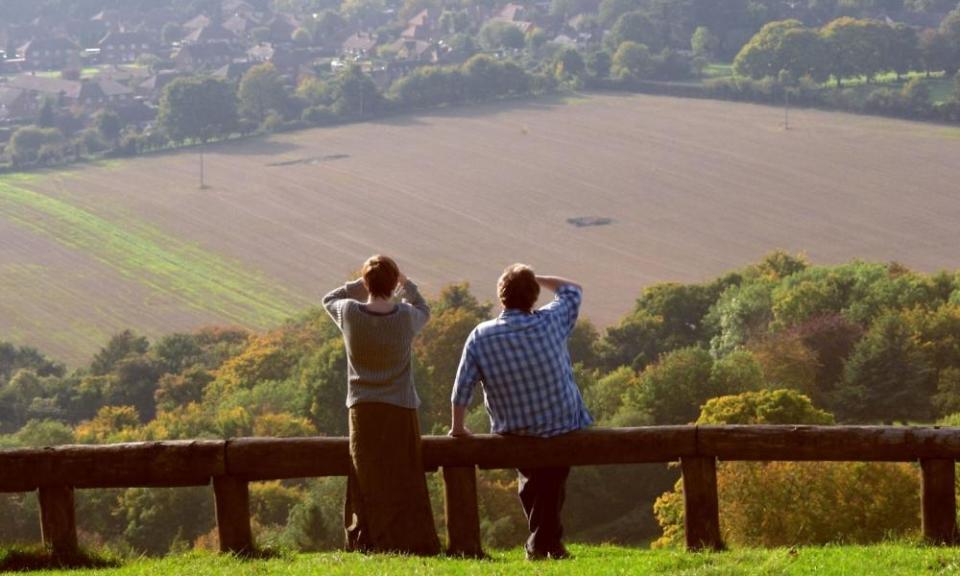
[321,255,440,555]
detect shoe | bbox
[525,548,549,561]
[525,545,572,561]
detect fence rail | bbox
[1,425,958,557]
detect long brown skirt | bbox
[344,402,441,556]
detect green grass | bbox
[703,63,733,79]
[0,545,119,572]
[0,178,307,328]
[928,77,957,104]
[10,544,960,575]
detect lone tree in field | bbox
[158,77,238,145]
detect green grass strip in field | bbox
[8,544,960,576]
[0,180,306,328]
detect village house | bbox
[389,39,438,64]
[402,9,438,41]
[223,13,260,38]
[247,43,276,63]
[183,23,239,45]
[341,32,378,58]
[222,0,261,19]
[7,75,133,111]
[182,14,212,33]
[213,61,255,82]
[490,3,535,34]
[267,45,323,74]
[17,37,82,70]
[173,42,240,71]
[98,31,155,64]
[136,70,182,102]
[264,14,300,44]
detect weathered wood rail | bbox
[2,425,958,557]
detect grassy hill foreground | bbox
[5,544,960,576]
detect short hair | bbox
[362,255,400,299]
[498,264,540,312]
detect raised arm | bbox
[536,275,582,293]
[536,275,582,336]
[322,279,368,327]
[397,276,430,333]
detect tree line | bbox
[4,55,551,169]
[4,252,960,552]
[734,12,960,85]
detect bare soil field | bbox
[3,93,960,364]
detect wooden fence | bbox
[2,425,958,558]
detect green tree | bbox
[238,63,289,124]
[478,21,525,50]
[884,23,919,81]
[329,65,382,119]
[587,50,612,79]
[595,308,662,371]
[598,0,640,27]
[837,313,936,423]
[691,26,718,58]
[709,350,765,395]
[611,41,653,81]
[734,21,829,82]
[95,109,122,144]
[620,347,718,425]
[91,330,149,376]
[707,281,775,357]
[940,9,960,74]
[103,356,161,422]
[583,366,637,422]
[415,285,491,428]
[15,419,75,447]
[568,319,600,368]
[554,47,587,82]
[389,67,463,109]
[37,97,56,128]
[609,11,663,52]
[119,487,214,554]
[900,77,931,111]
[308,11,347,45]
[821,18,888,87]
[7,126,63,166]
[919,28,952,76]
[158,76,239,143]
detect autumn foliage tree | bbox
[654,389,919,548]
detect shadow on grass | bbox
[0,547,121,572]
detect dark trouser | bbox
[517,467,570,554]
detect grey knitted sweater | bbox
[322,279,430,409]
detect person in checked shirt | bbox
[449,263,593,560]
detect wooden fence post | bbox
[213,476,254,555]
[681,456,723,551]
[442,466,484,557]
[38,485,78,558]
[921,459,957,545]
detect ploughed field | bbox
[3,93,960,364]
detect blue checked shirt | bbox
[451,285,593,438]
